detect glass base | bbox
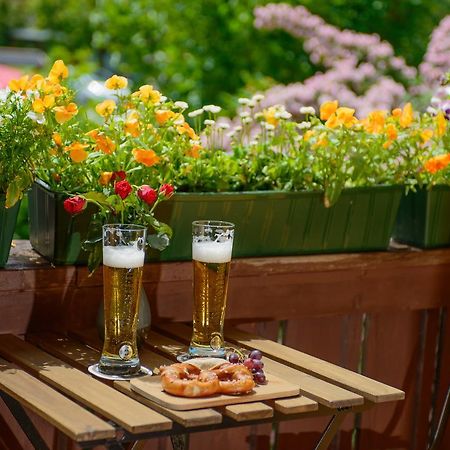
[187,344,226,359]
[88,363,151,381]
[98,355,141,377]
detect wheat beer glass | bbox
[99,224,146,376]
[189,220,234,358]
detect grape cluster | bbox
[228,349,266,385]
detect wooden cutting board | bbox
[130,373,300,411]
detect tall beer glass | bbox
[189,220,234,358]
[98,224,146,376]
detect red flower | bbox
[159,183,174,198]
[111,170,127,182]
[115,180,132,199]
[63,196,86,215]
[138,185,158,205]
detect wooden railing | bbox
[1,241,449,450]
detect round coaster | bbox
[87,364,152,381]
[176,352,192,363]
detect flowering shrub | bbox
[0,61,75,207]
[253,3,450,116]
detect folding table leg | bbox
[171,433,190,450]
[0,391,50,450]
[314,413,347,450]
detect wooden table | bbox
[0,324,404,450]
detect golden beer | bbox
[191,259,230,350]
[98,224,146,377]
[99,265,143,372]
[189,221,234,358]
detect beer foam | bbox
[103,246,145,268]
[192,240,233,263]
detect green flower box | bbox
[28,180,403,265]
[392,186,450,248]
[0,196,21,267]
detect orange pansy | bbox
[54,102,78,124]
[176,122,198,140]
[48,60,69,83]
[105,75,128,90]
[95,99,116,117]
[132,148,160,167]
[320,100,339,121]
[65,142,89,163]
[99,172,113,186]
[362,110,386,134]
[436,111,447,137]
[424,154,450,174]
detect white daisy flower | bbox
[188,108,204,118]
[252,94,265,102]
[300,106,316,115]
[297,121,311,130]
[218,122,230,129]
[238,98,251,105]
[204,119,216,126]
[203,104,221,114]
[174,101,188,109]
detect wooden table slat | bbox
[0,358,115,442]
[222,402,273,422]
[61,331,224,427]
[29,332,223,428]
[72,330,275,423]
[0,334,172,434]
[151,324,364,408]
[224,327,405,403]
[272,396,318,415]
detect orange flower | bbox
[65,142,89,163]
[132,85,161,104]
[32,95,55,113]
[176,122,198,140]
[385,124,398,141]
[105,74,128,90]
[99,172,113,186]
[320,100,338,121]
[8,75,29,92]
[48,60,69,83]
[95,99,116,117]
[398,103,413,128]
[262,107,279,127]
[52,132,63,147]
[132,148,160,167]
[28,74,45,89]
[155,109,177,125]
[303,130,315,141]
[187,144,202,158]
[424,154,450,174]
[392,108,402,118]
[326,107,358,128]
[86,129,116,154]
[362,110,386,134]
[436,111,447,137]
[54,102,78,124]
[420,129,433,144]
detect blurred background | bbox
[1,0,449,237]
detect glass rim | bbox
[192,220,235,228]
[102,224,147,231]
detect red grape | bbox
[254,371,266,384]
[243,358,254,370]
[252,359,264,370]
[228,353,240,364]
[249,350,262,360]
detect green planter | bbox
[0,196,21,267]
[28,180,97,265]
[392,186,450,248]
[28,181,403,264]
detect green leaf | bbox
[147,233,170,251]
[84,191,108,205]
[5,180,22,208]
